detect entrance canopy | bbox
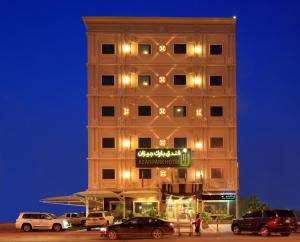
[76,190,122,199]
[40,195,85,206]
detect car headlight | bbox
[63,220,69,226]
[100,227,107,232]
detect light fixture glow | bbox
[194,46,202,54]
[159,108,166,115]
[123,171,130,179]
[123,108,130,116]
[183,148,187,153]
[142,50,149,55]
[196,108,202,117]
[159,45,166,52]
[122,44,131,53]
[195,142,203,150]
[122,75,130,85]
[159,76,166,84]
[194,76,201,86]
[123,139,131,148]
[196,171,202,178]
[159,139,166,146]
[160,170,167,177]
[233,16,237,19]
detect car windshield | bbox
[49,214,57,219]
[277,210,295,217]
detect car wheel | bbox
[152,229,163,239]
[22,224,32,232]
[52,224,62,232]
[81,220,86,227]
[280,232,290,236]
[260,226,269,237]
[232,225,241,235]
[107,230,118,240]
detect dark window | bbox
[174,44,186,54]
[210,137,223,148]
[264,210,276,218]
[179,184,186,193]
[173,106,186,117]
[252,210,262,218]
[102,169,115,179]
[22,214,30,219]
[102,138,115,148]
[102,75,114,86]
[102,44,115,54]
[174,75,186,85]
[243,213,254,218]
[210,45,222,55]
[30,214,41,219]
[138,44,151,55]
[138,106,151,116]
[210,106,223,117]
[138,75,151,86]
[88,213,103,218]
[174,137,187,148]
[211,168,223,179]
[210,76,222,86]
[276,210,296,218]
[139,169,152,179]
[178,169,187,179]
[138,138,151,148]
[102,106,115,116]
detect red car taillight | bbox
[267,218,279,226]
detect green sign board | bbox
[136,148,191,168]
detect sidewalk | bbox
[175,223,232,235]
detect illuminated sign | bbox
[202,194,236,200]
[136,148,191,168]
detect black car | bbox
[231,209,297,236]
[103,217,174,239]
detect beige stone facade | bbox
[83,17,238,218]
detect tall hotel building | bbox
[82,17,238,218]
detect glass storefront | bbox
[134,201,158,216]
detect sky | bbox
[0,0,299,222]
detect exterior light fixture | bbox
[183,148,187,153]
[159,139,166,146]
[194,46,202,55]
[123,139,131,148]
[195,142,203,150]
[196,171,203,178]
[196,108,202,117]
[159,45,166,52]
[123,107,130,116]
[159,76,166,84]
[233,16,237,19]
[160,170,167,177]
[122,75,130,85]
[159,108,166,115]
[194,76,201,86]
[123,171,130,179]
[122,44,131,54]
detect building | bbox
[81,16,238,219]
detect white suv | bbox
[60,213,86,226]
[86,211,114,231]
[15,212,71,232]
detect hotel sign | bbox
[202,194,236,200]
[136,148,191,168]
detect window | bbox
[102,75,114,86]
[102,44,115,54]
[174,44,186,54]
[139,169,152,179]
[174,75,186,85]
[211,168,223,179]
[210,137,223,148]
[138,44,151,55]
[138,138,151,148]
[138,106,151,116]
[174,137,187,148]
[210,76,222,86]
[210,45,222,55]
[102,138,115,148]
[210,106,223,117]
[102,169,115,179]
[138,75,151,86]
[178,169,187,179]
[252,210,262,218]
[173,106,186,117]
[102,106,115,117]
[179,184,185,193]
[264,210,276,218]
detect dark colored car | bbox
[231,209,297,236]
[103,217,174,239]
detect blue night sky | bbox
[0,0,299,222]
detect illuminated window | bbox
[173,106,186,117]
[159,45,166,52]
[159,76,166,84]
[138,106,151,116]
[210,45,222,55]
[159,108,166,115]
[211,168,223,179]
[196,108,202,117]
[138,138,151,148]
[102,138,115,148]
[138,75,151,86]
[174,137,187,148]
[101,44,115,54]
[210,137,223,148]
[174,44,186,54]
[210,76,222,86]
[102,75,114,86]
[159,139,166,146]
[174,75,186,85]
[139,169,152,179]
[102,169,115,179]
[138,44,151,55]
[102,106,115,117]
[210,106,223,117]
[123,108,130,116]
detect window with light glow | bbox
[173,106,186,117]
[210,45,222,55]
[174,44,186,54]
[102,75,114,86]
[138,75,151,86]
[138,44,151,55]
[101,44,115,54]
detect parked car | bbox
[59,213,86,226]
[15,212,71,232]
[231,209,297,236]
[102,216,175,239]
[86,211,114,231]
